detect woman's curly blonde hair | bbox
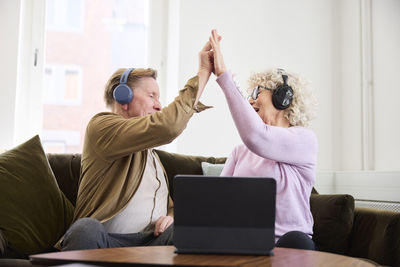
[247,68,317,127]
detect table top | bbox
[30,246,377,267]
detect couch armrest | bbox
[155,150,226,195]
[347,207,400,267]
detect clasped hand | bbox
[198,29,226,77]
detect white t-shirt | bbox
[102,149,169,233]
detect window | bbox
[46,0,84,32]
[41,130,80,153]
[43,65,82,105]
[42,0,149,153]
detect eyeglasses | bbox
[248,85,274,101]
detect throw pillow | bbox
[0,135,74,258]
[310,194,355,254]
[201,162,225,176]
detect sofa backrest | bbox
[47,153,81,206]
[154,150,227,193]
[46,151,227,207]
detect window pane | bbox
[46,0,55,26]
[42,0,148,153]
[46,0,84,31]
[64,70,79,100]
[43,68,55,101]
[67,0,83,29]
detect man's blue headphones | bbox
[113,68,135,105]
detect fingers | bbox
[158,217,168,233]
[160,216,173,232]
[154,216,174,236]
[201,40,212,52]
[154,218,162,236]
[213,29,222,42]
[210,29,221,48]
[209,35,217,49]
[209,32,222,58]
[208,29,226,76]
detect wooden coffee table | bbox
[30,246,377,266]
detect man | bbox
[60,41,213,250]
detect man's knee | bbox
[66,218,105,238]
[62,218,107,251]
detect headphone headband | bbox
[120,68,135,84]
[282,74,288,85]
[277,68,288,84]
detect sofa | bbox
[0,135,399,267]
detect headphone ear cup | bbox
[113,84,133,105]
[272,85,293,110]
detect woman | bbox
[209,29,318,250]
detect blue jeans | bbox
[61,218,173,251]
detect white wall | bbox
[158,0,400,172]
[172,0,339,171]
[316,171,400,202]
[165,0,342,169]
[0,0,21,149]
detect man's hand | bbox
[198,41,214,78]
[154,215,174,237]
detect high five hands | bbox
[209,29,227,77]
[194,29,225,106]
[198,29,226,78]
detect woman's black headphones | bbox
[251,68,294,110]
[272,69,294,110]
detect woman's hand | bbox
[209,29,227,77]
[154,215,174,237]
